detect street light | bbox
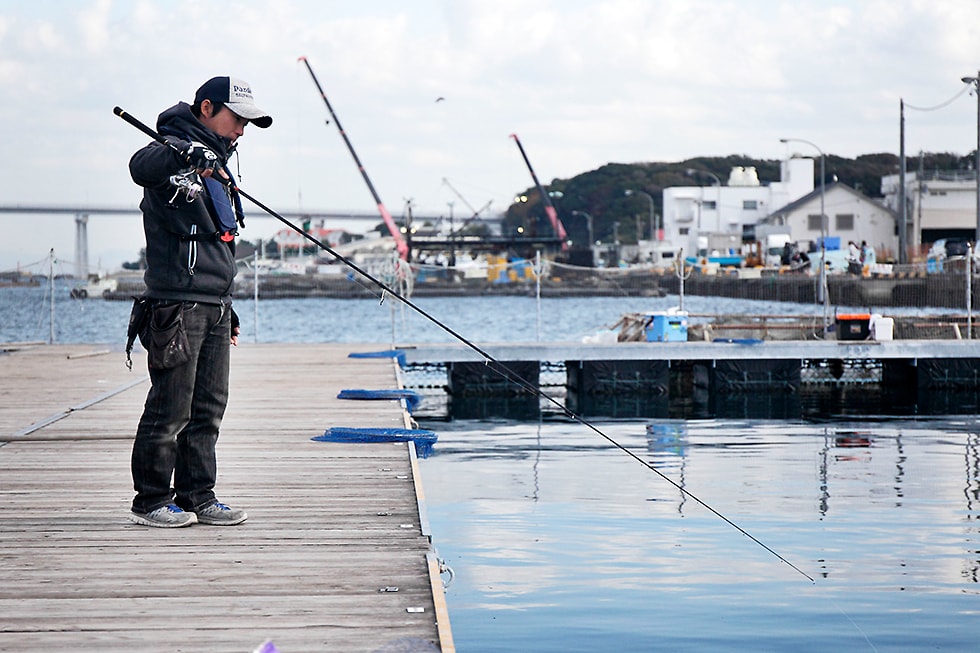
[686,168,721,187]
[962,73,980,246]
[571,210,595,266]
[780,137,828,336]
[624,189,656,241]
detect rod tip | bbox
[297,55,307,62]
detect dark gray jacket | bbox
[129,102,239,304]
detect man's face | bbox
[200,100,248,142]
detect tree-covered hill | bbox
[504,151,973,246]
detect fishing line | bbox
[112,105,814,584]
[830,596,880,653]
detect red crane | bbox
[510,133,568,248]
[299,56,409,259]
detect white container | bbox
[870,314,894,341]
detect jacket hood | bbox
[156,102,235,161]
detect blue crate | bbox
[645,312,688,342]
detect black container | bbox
[836,313,870,340]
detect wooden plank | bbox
[0,343,451,652]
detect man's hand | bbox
[180,141,220,177]
[230,308,240,346]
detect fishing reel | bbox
[168,170,205,204]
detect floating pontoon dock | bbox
[401,339,980,401]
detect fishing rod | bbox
[298,56,409,260]
[112,106,383,304]
[112,105,531,371]
[113,105,813,583]
[510,133,568,246]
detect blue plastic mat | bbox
[313,427,438,457]
[347,349,407,367]
[337,388,423,412]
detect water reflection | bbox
[967,433,980,584]
[449,394,540,421]
[646,422,688,513]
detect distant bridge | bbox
[0,204,502,277]
[0,204,459,221]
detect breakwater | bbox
[659,271,970,309]
[98,268,975,309]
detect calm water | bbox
[1,283,712,345]
[2,284,978,651]
[419,418,980,652]
[0,282,959,346]
[0,282,816,345]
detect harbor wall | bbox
[97,269,980,309]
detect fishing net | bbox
[313,427,438,457]
[337,388,423,412]
[348,350,407,367]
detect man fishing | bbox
[127,76,272,527]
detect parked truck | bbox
[687,232,742,267]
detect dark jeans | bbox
[131,301,231,514]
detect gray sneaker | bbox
[195,502,248,526]
[130,503,197,528]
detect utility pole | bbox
[447,201,456,268]
[899,99,907,264]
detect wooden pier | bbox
[0,343,453,653]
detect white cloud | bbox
[76,0,111,52]
[1,0,980,272]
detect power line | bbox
[904,84,971,112]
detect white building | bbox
[662,156,899,261]
[761,182,899,259]
[880,170,976,254]
[661,157,814,255]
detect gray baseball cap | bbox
[194,76,272,128]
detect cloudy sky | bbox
[1,0,979,272]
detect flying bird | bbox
[435,97,445,103]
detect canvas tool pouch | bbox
[139,301,191,370]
